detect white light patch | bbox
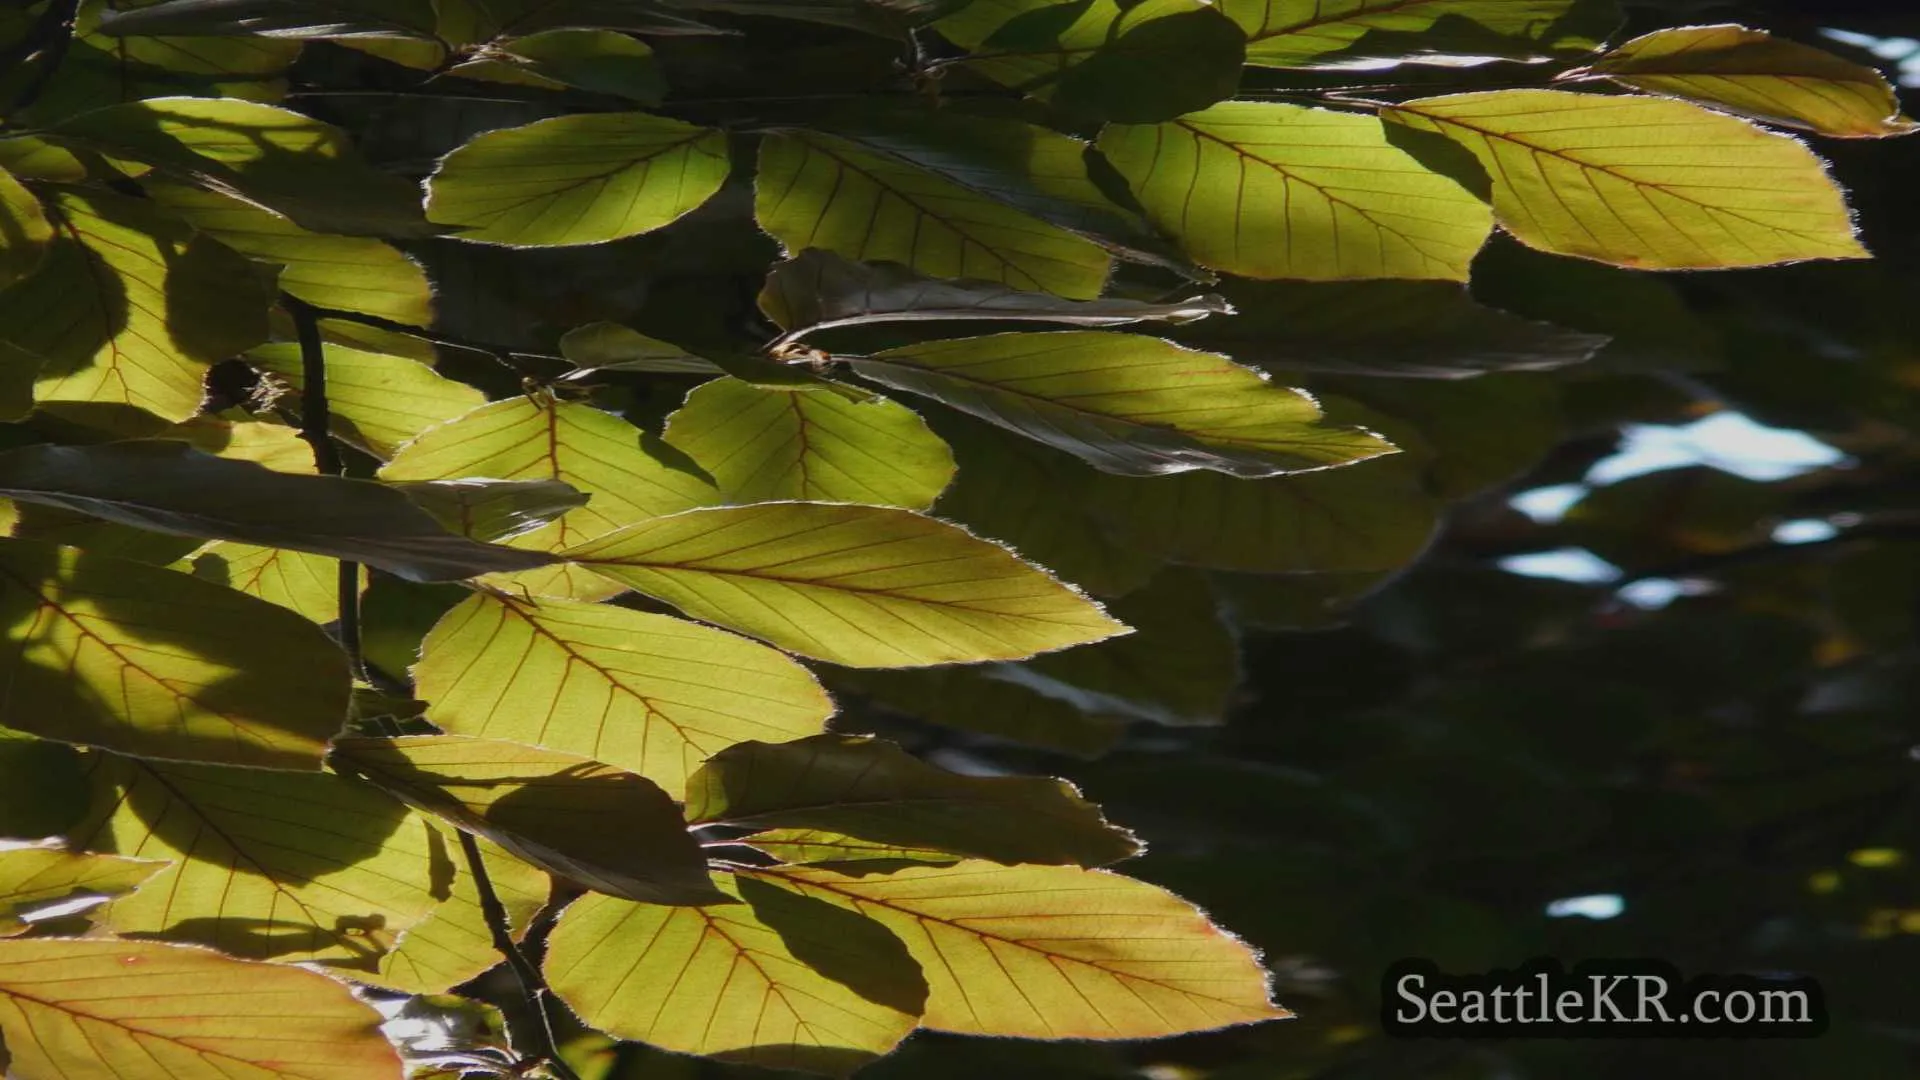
[1498,548,1622,585]
[1772,518,1841,545]
[1546,893,1625,920]
[1510,483,1588,524]
[1586,413,1848,486]
[1616,577,1716,610]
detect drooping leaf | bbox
[739,830,963,866]
[49,97,432,236]
[558,322,721,376]
[69,752,443,969]
[0,845,167,937]
[0,937,403,1080]
[390,478,590,543]
[753,861,1288,1038]
[0,190,272,422]
[412,593,832,796]
[1100,101,1494,281]
[760,250,1229,340]
[0,169,51,290]
[1172,278,1608,378]
[380,396,720,599]
[425,112,730,247]
[1578,24,1916,139]
[183,542,342,623]
[359,830,549,995]
[1381,89,1869,269]
[1221,0,1620,69]
[545,872,927,1074]
[563,502,1130,668]
[664,377,956,508]
[855,331,1395,478]
[145,181,434,324]
[755,130,1111,299]
[0,441,563,582]
[95,0,439,38]
[332,735,725,904]
[687,734,1140,866]
[245,341,485,460]
[0,540,350,770]
[838,666,1128,757]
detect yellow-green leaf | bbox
[545,873,927,1074]
[1382,89,1869,269]
[413,593,831,796]
[856,331,1394,478]
[426,112,729,246]
[332,735,724,904]
[0,844,167,937]
[70,752,443,971]
[756,130,1111,299]
[1223,0,1617,69]
[0,190,272,422]
[381,396,720,600]
[1099,101,1493,281]
[248,341,486,459]
[183,542,342,623]
[563,502,1130,668]
[1580,23,1917,139]
[664,377,955,508]
[0,168,51,290]
[0,937,402,1080]
[688,734,1139,866]
[740,830,963,866]
[0,540,350,770]
[359,830,548,995]
[146,180,434,324]
[754,861,1287,1038]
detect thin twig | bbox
[283,294,370,683]
[456,831,584,1080]
[295,302,560,373]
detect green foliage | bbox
[0,1,1916,1078]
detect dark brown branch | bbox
[456,831,584,1080]
[283,294,368,682]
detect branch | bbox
[1,0,82,119]
[455,831,584,1080]
[282,294,368,683]
[293,302,559,373]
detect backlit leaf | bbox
[0,169,51,290]
[1222,0,1619,69]
[563,502,1130,668]
[1382,89,1869,269]
[753,861,1287,1038]
[0,441,562,582]
[70,752,443,970]
[392,478,589,543]
[0,845,167,937]
[664,377,956,508]
[381,396,720,599]
[687,734,1140,866]
[360,831,548,995]
[462,29,666,103]
[426,112,730,247]
[332,735,724,904]
[246,341,485,460]
[412,593,832,796]
[755,130,1111,299]
[0,540,350,770]
[183,542,341,623]
[1580,23,1916,139]
[855,331,1395,478]
[1100,101,1493,281]
[739,830,962,866]
[545,873,927,1074]
[559,322,721,376]
[0,937,402,1080]
[0,190,271,422]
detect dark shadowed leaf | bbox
[1221,0,1619,69]
[837,665,1128,757]
[1050,8,1248,123]
[96,0,439,38]
[0,168,51,290]
[559,323,722,376]
[391,478,590,542]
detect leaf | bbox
[1222,0,1619,69]
[558,322,721,376]
[412,593,832,796]
[689,734,1139,866]
[545,873,927,1074]
[1086,457,1439,573]
[1381,89,1869,269]
[434,0,730,41]
[69,752,443,969]
[360,831,549,995]
[246,341,487,460]
[0,190,272,422]
[462,29,666,103]
[183,542,342,623]
[380,396,720,599]
[563,502,1130,668]
[145,181,434,324]
[96,0,440,38]
[0,540,350,770]
[760,250,1229,341]
[739,830,963,866]
[1099,101,1494,281]
[1578,23,1917,139]
[0,168,51,290]
[755,130,1111,299]
[668,0,966,34]
[1171,278,1608,378]
[49,97,432,237]
[664,377,956,508]
[391,478,590,543]
[0,735,90,841]
[425,112,730,247]
[856,331,1395,478]
[331,735,724,904]
[0,845,167,937]
[0,441,563,582]
[0,937,402,1080]
[0,342,37,424]
[753,861,1287,1038]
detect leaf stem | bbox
[283,294,369,683]
[455,830,584,1080]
